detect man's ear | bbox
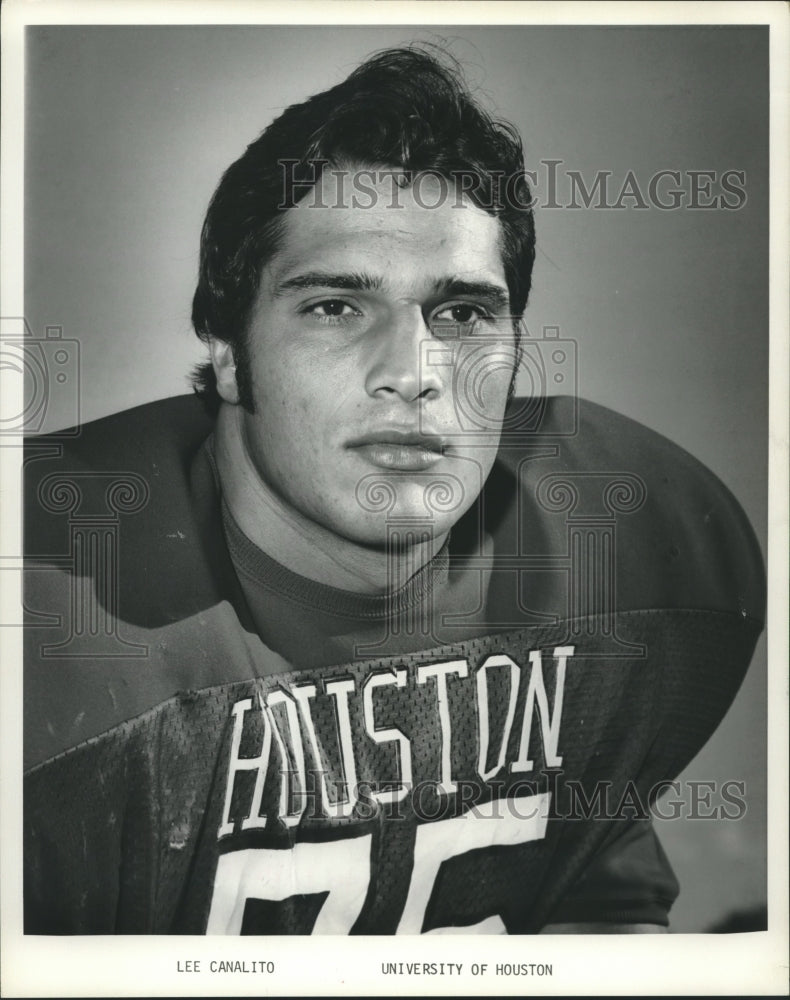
[208,339,240,404]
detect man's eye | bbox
[431,303,489,333]
[306,299,359,319]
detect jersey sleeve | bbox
[542,820,679,928]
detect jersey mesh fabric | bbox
[25,612,758,933]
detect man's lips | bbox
[346,429,448,471]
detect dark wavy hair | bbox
[191,45,536,413]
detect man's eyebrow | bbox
[273,271,384,296]
[272,272,511,312]
[432,278,510,314]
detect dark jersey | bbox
[23,395,765,934]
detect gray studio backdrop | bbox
[24,24,768,932]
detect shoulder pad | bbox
[489,396,765,622]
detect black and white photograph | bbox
[1,1,787,996]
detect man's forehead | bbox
[303,165,454,205]
[266,165,508,287]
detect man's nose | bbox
[364,305,444,403]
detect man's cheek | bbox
[451,344,515,421]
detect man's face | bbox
[238,168,516,548]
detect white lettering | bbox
[512,646,573,772]
[218,697,273,837]
[292,682,332,818]
[416,660,468,794]
[265,689,306,828]
[324,678,359,818]
[476,654,520,782]
[362,669,412,803]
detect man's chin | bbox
[324,504,454,556]
[350,471,469,528]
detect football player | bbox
[23,47,765,934]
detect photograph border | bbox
[1,1,788,996]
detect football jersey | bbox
[23,394,765,934]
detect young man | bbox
[23,48,765,935]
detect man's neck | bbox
[213,404,446,595]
